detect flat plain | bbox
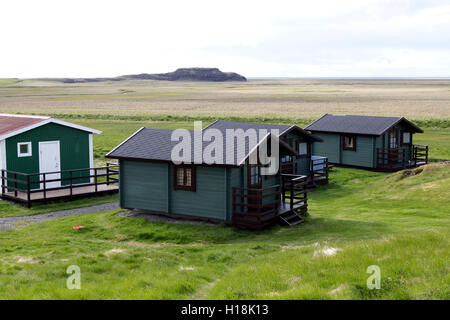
[1,78,449,121]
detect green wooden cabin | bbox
[0,114,101,194]
[305,114,428,171]
[107,120,325,229]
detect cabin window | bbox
[298,142,309,157]
[173,165,196,191]
[248,164,261,187]
[342,135,356,151]
[402,132,411,145]
[17,142,32,157]
[389,129,398,148]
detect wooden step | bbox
[279,212,304,227]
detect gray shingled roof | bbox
[107,120,319,165]
[207,120,322,142]
[107,127,293,166]
[305,114,423,135]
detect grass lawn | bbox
[0,163,448,299]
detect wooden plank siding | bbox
[341,135,374,167]
[119,160,243,222]
[311,133,341,163]
[119,160,169,212]
[170,166,228,220]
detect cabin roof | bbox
[206,120,323,142]
[0,113,101,140]
[106,122,304,166]
[305,114,423,136]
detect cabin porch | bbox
[232,174,308,230]
[0,163,119,207]
[376,144,428,171]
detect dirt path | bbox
[0,202,119,232]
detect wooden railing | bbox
[413,144,428,165]
[310,157,329,185]
[1,163,119,207]
[376,148,406,170]
[232,185,281,229]
[281,174,308,212]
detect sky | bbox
[1,0,450,78]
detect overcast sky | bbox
[1,0,449,78]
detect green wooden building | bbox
[305,114,428,171]
[107,120,326,229]
[0,114,102,198]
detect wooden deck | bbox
[1,163,119,207]
[2,184,118,203]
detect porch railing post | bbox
[69,170,73,198]
[289,179,293,211]
[94,168,98,193]
[26,175,31,207]
[1,170,5,195]
[14,173,17,198]
[106,163,110,186]
[43,173,47,200]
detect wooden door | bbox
[247,164,261,212]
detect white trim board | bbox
[0,118,101,140]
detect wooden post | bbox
[43,173,47,200]
[14,173,17,198]
[26,175,31,208]
[94,168,98,193]
[1,170,5,195]
[69,171,73,198]
[106,163,110,186]
[290,179,293,211]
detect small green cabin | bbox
[107,120,325,229]
[0,114,101,192]
[305,114,428,171]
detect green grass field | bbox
[0,164,448,299]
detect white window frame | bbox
[298,142,308,156]
[17,142,32,157]
[402,132,411,145]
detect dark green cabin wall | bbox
[311,133,340,163]
[341,135,374,167]
[119,160,169,212]
[119,160,232,221]
[312,132,374,167]
[5,123,90,188]
[170,166,228,220]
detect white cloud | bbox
[0,0,449,77]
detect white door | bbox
[39,141,61,189]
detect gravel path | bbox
[0,202,119,232]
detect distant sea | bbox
[247,77,450,80]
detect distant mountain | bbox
[38,68,247,83]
